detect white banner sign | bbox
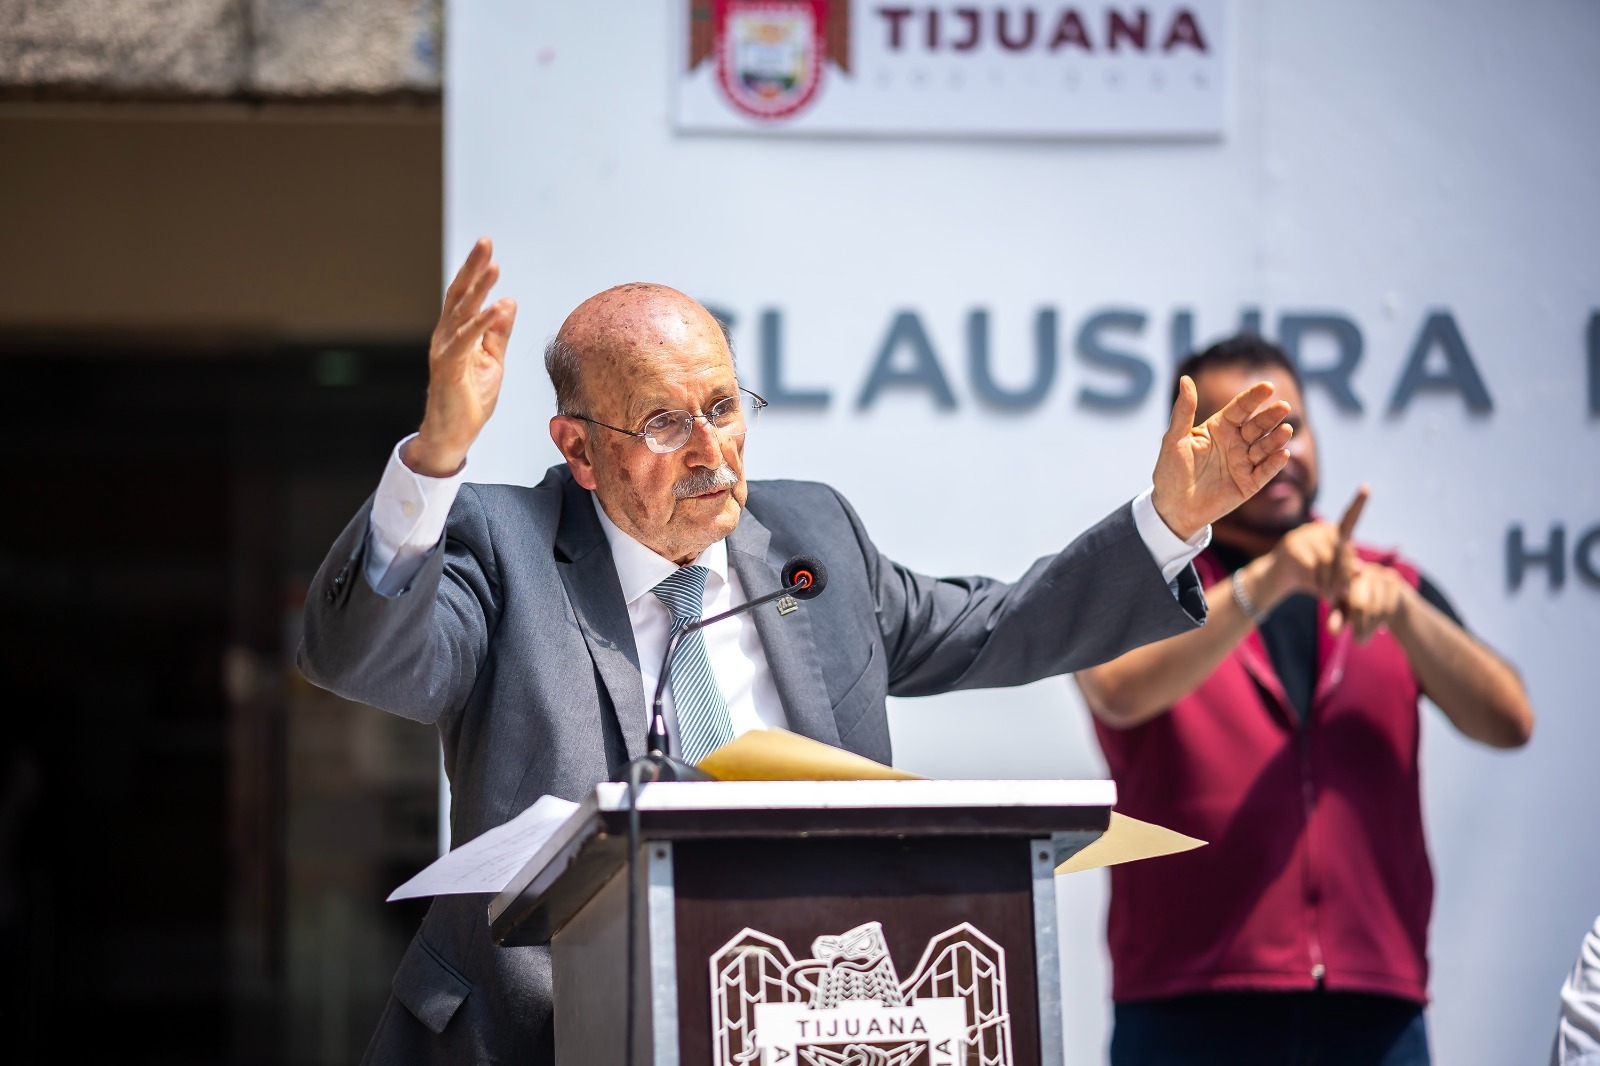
[674,0,1229,137]
[449,2,1600,1062]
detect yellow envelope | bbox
[1054,812,1206,875]
[697,727,923,781]
[696,729,1207,875]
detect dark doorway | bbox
[0,343,439,1064]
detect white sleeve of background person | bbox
[1131,487,1212,587]
[1553,916,1600,1066]
[364,434,470,596]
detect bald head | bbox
[544,282,751,563]
[545,283,731,418]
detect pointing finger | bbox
[1329,544,1359,602]
[1338,485,1370,542]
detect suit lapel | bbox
[553,477,648,761]
[728,510,840,749]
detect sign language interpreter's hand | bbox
[1149,376,1295,541]
[1328,563,1411,643]
[1322,485,1411,642]
[402,237,518,477]
[1255,486,1370,609]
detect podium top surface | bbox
[489,778,1116,946]
[596,777,1114,813]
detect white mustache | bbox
[672,464,739,499]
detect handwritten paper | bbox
[388,794,581,901]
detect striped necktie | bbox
[651,565,735,764]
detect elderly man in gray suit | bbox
[298,238,1296,1064]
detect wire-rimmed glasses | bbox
[573,388,769,454]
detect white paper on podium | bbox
[388,794,581,901]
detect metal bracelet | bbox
[1230,568,1270,626]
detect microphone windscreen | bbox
[781,554,828,600]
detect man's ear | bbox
[549,416,599,490]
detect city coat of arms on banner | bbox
[687,0,851,121]
[709,920,1013,1065]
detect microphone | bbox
[644,553,828,771]
[780,554,828,600]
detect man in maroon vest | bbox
[1076,335,1534,1065]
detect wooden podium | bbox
[488,778,1116,1066]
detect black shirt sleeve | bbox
[1416,572,1464,630]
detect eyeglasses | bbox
[573,388,769,454]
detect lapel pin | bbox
[776,595,799,616]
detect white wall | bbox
[446,2,1600,1061]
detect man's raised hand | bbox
[1149,376,1294,540]
[403,237,518,477]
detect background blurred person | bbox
[1553,916,1600,1065]
[1075,335,1534,1066]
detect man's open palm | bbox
[406,237,518,477]
[1150,376,1294,540]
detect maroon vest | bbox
[1094,545,1433,1004]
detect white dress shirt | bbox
[362,435,1209,746]
[590,498,788,744]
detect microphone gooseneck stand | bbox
[620,557,832,1062]
[621,554,828,1065]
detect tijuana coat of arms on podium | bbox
[709,920,1014,1065]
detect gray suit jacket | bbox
[298,464,1205,1064]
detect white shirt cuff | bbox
[365,434,469,595]
[1131,487,1211,586]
